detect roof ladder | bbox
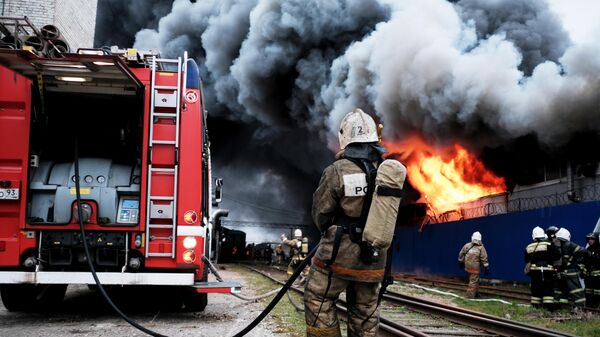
[145,55,183,258]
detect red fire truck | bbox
[0,17,238,311]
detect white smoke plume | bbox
[326,0,600,148]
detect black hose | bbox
[74,140,167,337]
[232,246,317,337]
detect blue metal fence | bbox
[392,201,600,281]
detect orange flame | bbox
[385,136,505,215]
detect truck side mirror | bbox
[213,178,223,206]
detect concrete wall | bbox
[1,0,55,28]
[55,0,97,49]
[1,0,97,49]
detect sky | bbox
[548,0,600,44]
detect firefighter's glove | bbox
[484,267,490,276]
[458,261,465,270]
[359,241,378,265]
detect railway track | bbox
[241,264,577,337]
[394,273,600,314]
[394,274,531,303]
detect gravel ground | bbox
[0,268,284,337]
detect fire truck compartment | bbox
[28,159,141,225]
[27,81,144,226]
[41,231,126,267]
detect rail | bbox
[384,290,577,337]
[244,265,576,337]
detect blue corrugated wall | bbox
[392,201,600,282]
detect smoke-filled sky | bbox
[95,0,600,225]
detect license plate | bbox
[0,188,19,200]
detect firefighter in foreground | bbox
[304,108,406,337]
[524,226,560,309]
[282,229,308,277]
[584,232,600,308]
[555,227,587,308]
[458,231,489,298]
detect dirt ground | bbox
[0,268,286,337]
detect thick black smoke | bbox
[111,0,600,220]
[133,0,390,223]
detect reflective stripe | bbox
[312,257,384,281]
[575,298,586,303]
[531,297,541,304]
[306,325,340,337]
[542,296,554,303]
[177,226,206,237]
[570,288,584,294]
[591,270,600,276]
[564,272,579,276]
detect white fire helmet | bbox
[556,228,571,241]
[338,108,379,150]
[294,229,302,238]
[471,231,482,243]
[532,226,547,240]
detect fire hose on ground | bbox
[231,246,317,337]
[73,140,167,337]
[202,256,284,301]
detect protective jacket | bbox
[557,239,587,306]
[458,241,488,274]
[559,240,587,271]
[586,243,600,275]
[524,239,560,307]
[585,242,600,307]
[311,150,386,282]
[524,240,560,271]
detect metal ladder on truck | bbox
[144,55,183,258]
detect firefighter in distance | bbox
[304,108,405,337]
[584,232,600,308]
[281,229,308,277]
[458,231,489,298]
[555,227,587,308]
[524,226,560,309]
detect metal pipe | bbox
[567,161,579,202]
[211,208,229,264]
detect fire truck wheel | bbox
[37,284,68,311]
[183,292,207,312]
[1,284,67,312]
[0,284,37,311]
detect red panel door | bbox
[0,65,32,266]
